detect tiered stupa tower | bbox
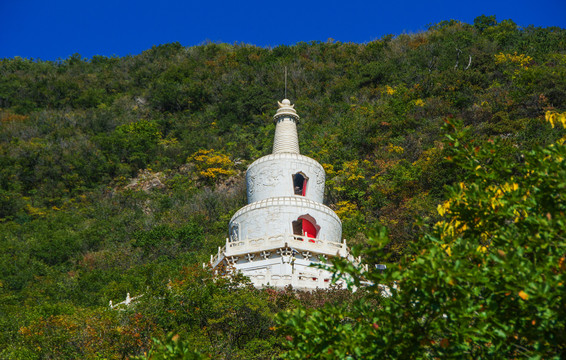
[210,99,351,289]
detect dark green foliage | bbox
[133,221,204,256]
[107,119,164,170]
[473,15,497,32]
[0,18,565,359]
[133,332,209,360]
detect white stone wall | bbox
[239,260,341,290]
[246,153,326,204]
[229,196,342,243]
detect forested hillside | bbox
[1,16,565,359]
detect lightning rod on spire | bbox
[284,66,287,99]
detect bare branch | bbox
[454,48,462,70]
[465,55,472,70]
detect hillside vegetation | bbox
[1,16,565,359]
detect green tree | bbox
[106,119,163,171]
[473,15,497,33]
[133,333,209,360]
[278,116,566,359]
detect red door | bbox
[297,214,320,242]
[302,219,317,239]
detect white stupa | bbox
[209,99,352,289]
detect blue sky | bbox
[1,0,565,61]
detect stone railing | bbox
[109,292,143,310]
[210,233,352,269]
[246,270,343,290]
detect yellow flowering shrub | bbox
[494,52,533,69]
[545,110,566,129]
[189,149,235,183]
[494,52,533,77]
[334,200,359,221]
[386,143,405,154]
[385,85,396,95]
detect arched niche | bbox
[292,214,320,240]
[292,172,308,196]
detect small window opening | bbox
[293,172,308,196]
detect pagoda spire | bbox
[272,99,300,154]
